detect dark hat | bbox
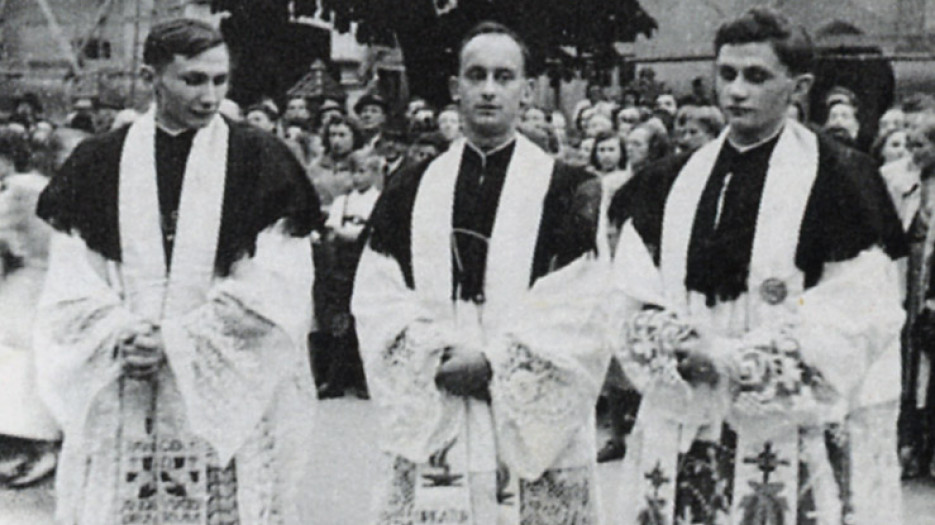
[13,93,42,113]
[318,98,346,114]
[354,93,387,115]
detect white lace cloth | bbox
[35,226,316,525]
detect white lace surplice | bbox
[35,111,316,525]
[352,136,611,525]
[610,121,904,525]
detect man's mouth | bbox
[726,107,753,117]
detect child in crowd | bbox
[316,150,382,399]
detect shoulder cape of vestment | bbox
[613,132,908,289]
[37,119,323,277]
[366,153,601,290]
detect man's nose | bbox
[480,75,497,97]
[199,83,221,105]
[725,78,748,100]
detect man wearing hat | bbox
[354,92,388,149]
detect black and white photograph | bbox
[0,0,934,523]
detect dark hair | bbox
[714,7,814,75]
[589,130,627,172]
[871,127,908,167]
[522,105,551,124]
[321,115,363,154]
[245,104,278,123]
[630,122,671,167]
[0,129,31,172]
[902,93,935,114]
[458,21,532,77]
[143,18,225,70]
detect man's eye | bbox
[717,67,737,82]
[745,69,771,84]
[466,70,486,81]
[183,75,207,86]
[213,75,228,86]
[495,71,514,83]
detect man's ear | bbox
[523,77,536,105]
[449,76,460,103]
[140,65,156,86]
[791,73,814,102]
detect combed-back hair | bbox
[143,18,225,70]
[714,7,814,75]
[458,21,532,77]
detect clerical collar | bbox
[156,121,195,137]
[464,135,516,159]
[727,123,784,153]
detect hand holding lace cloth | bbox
[725,327,836,424]
[620,309,718,393]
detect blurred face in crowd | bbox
[319,109,343,131]
[909,117,935,170]
[285,97,310,122]
[147,45,230,131]
[716,42,812,146]
[626,126,652,168]
[406,99,427,121]
[882,130,909,165]
[523,107,547,128]
[585,114,613,138]
[677,119,714,153]
[453,32,532,147]
[378,136,406,162]
[246,109,276,133]
[328,122,355,156]
[587,85,604,103]
[594,136,623,172]
[358,104,387,132]
[825,102,859,140]
[438,109,462,142]
[409,143,439,164]
[350,155,375,191]
[616,107,641,139]
[579,137,595,159]
[655,94,677,116]
[879,108,906,136]
[552,111,567,133]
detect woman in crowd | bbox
[625,120,671,173]
[307,115,362,210]
[674,105,725,154]
[874,127,910,168]
[437,104,462,145]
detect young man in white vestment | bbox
[610,7,908,525]
[34,19,322,525]
[351,21,611,525]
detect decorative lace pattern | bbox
[376,325,458,459]
[519,467,595,525]
[729,328,833,423]
[620,308,700,391]
[492,343,580,428]
[378,457,596,525]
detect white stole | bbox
[409,134,555,524]
[650,120,820,524]
[118,109,228,321]
[114,109,229,525]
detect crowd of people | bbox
[0,6,928,525]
